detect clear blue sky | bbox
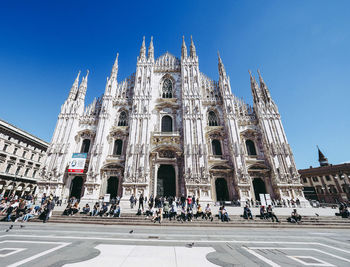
[0,0,349,169]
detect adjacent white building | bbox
[39,36,306,205]
[0,119,48,197]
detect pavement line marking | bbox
[8,229,350,248]
[0,240,71,267]
[3,234,350,254]
[247,247,350,263]
[3,229,316,238]
[287,256,334,266]
[242,247,280,267]
[0,240,68,245]
[13,229,346,242]
[0,247,26,257]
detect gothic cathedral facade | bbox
[39,36,306,205]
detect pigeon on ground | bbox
[129,230,134,234]
[9,225,13,229]
[315,213,319,217]
[20,225,25,228]
[186,242,195,248]
[5,229,10,232]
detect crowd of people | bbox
[62,196,121,218]
[245,198,303,208]
[243,204,303,223]
[134,194,221,224]
[0,193,60,223]
[2,192,349,225]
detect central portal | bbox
[157,165,176,197]
[253,178,267,201]
[107,176,119,199]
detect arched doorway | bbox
[107,176,119,199]
[215,178,229,201]
[157,165,176,197]
[70,176,83,199]
[253,178,267,201]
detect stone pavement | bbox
[0,223,350,266]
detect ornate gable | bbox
[154,52,180,72]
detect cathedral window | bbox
[161,115,173,132]
[208,111,218,126]
[113,139,123,156]
[118,111,128,126]
[212,139,222,155]
[81,139,91,153]
[245,139,257,156]
[162,79,173,98]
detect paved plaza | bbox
[0,223,349,266]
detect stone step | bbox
[50,214,350,223]
[49,217,350,224]
[34,219,350,229]
[32,215,350,228]
[52,211,345,219]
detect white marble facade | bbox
[39,36,306,205]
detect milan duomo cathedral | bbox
[39,36,307,206]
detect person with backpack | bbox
[129,194,135,209]
[138,194,144,211]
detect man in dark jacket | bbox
[139,194,144,211]
[243,204,253,220]
[43,199,55,223]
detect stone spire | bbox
[139,36,146,60]
[249,70,260,103]
[148,36,154,61]
[68,71,81,100]
[317,146,329,167]
[190,35,196,58]
[217,51,227,78]
[77,70,89,101]
[181,36,187,59]
[110,53,119,81]
[257,69,271,102]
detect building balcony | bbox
[245,154,266,163]
[151,132,181,147]
[106,154,125,162]
[152,131,180,137]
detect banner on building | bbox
[259,193,271,207]
[68,153,87,173]
[104,194,110,203]
[259,194,266,206]
[265,193,272,206]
